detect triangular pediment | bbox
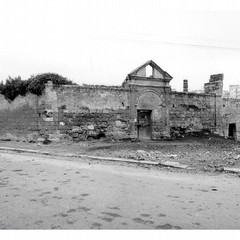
[127,60,172,80]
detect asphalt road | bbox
[0,151,240,229]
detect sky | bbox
[1,0,240,91]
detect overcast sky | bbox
[1,0,240,91]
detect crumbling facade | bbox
[223,85,240,99]
[229,85,240,99]
[0,60,239,141]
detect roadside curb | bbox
[0,146,191,169]
[2,147,240,175]
[0,146,159,166]
[78,154,159,165]
[223,167,240,174]
[159,161,190,169]
[0,147,50,155]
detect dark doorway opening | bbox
[137,110,152,139]
[228,123,236,139]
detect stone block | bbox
[87,125,94,130]
[27,132,39,143]
[106,131,130,140]
[72,126,81,133]
[115,120,125,128]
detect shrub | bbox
[0,76,27,101]
[0,73,75,101]
[27,73,74,96]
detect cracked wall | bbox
[169,92,217,136]
[40,82,131,141]
[0,93,40,138]
[0,70,233,141]
[169,74,223,137]
[222,98,240,139]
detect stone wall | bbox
[169,74,224,137]
[204,74,223,96]
[136,87,169,139]
[0,71,233,141]
[222,98,240,139]
[229,85,240,99]
[169,92,217,135]
[37,82,59,135]
[0,93,40,138]
[0,82,131,141]
[40,83,131,141]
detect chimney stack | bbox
[183,79,188,92]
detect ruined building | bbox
[224,85,240,99]
[0,60,240,141]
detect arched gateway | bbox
[123,60,172,140]
[137,90,164,139]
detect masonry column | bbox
[129,85,138,139]
[204,74,223,136]
[164,86,171,138]
[183,79,188,92]
[38,81,59,136]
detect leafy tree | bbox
[0,80,4,93]
[0,76,27,101]
[0,73,75,101]
[27,73,74,96]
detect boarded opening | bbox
[228,123,236,139]
[137,110,152,139]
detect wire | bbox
[95,35,240,50]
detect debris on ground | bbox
[1,134,240,173]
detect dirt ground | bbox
[1,134,240,173]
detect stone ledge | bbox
[223,167,240,174]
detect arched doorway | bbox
[137,91,163,139]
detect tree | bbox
[27,73,74,96]
[0,76,27,101]
[0,73,75,101]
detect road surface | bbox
[0,151,239,229]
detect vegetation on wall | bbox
[0,76,27,101]
[0,73,75,101]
